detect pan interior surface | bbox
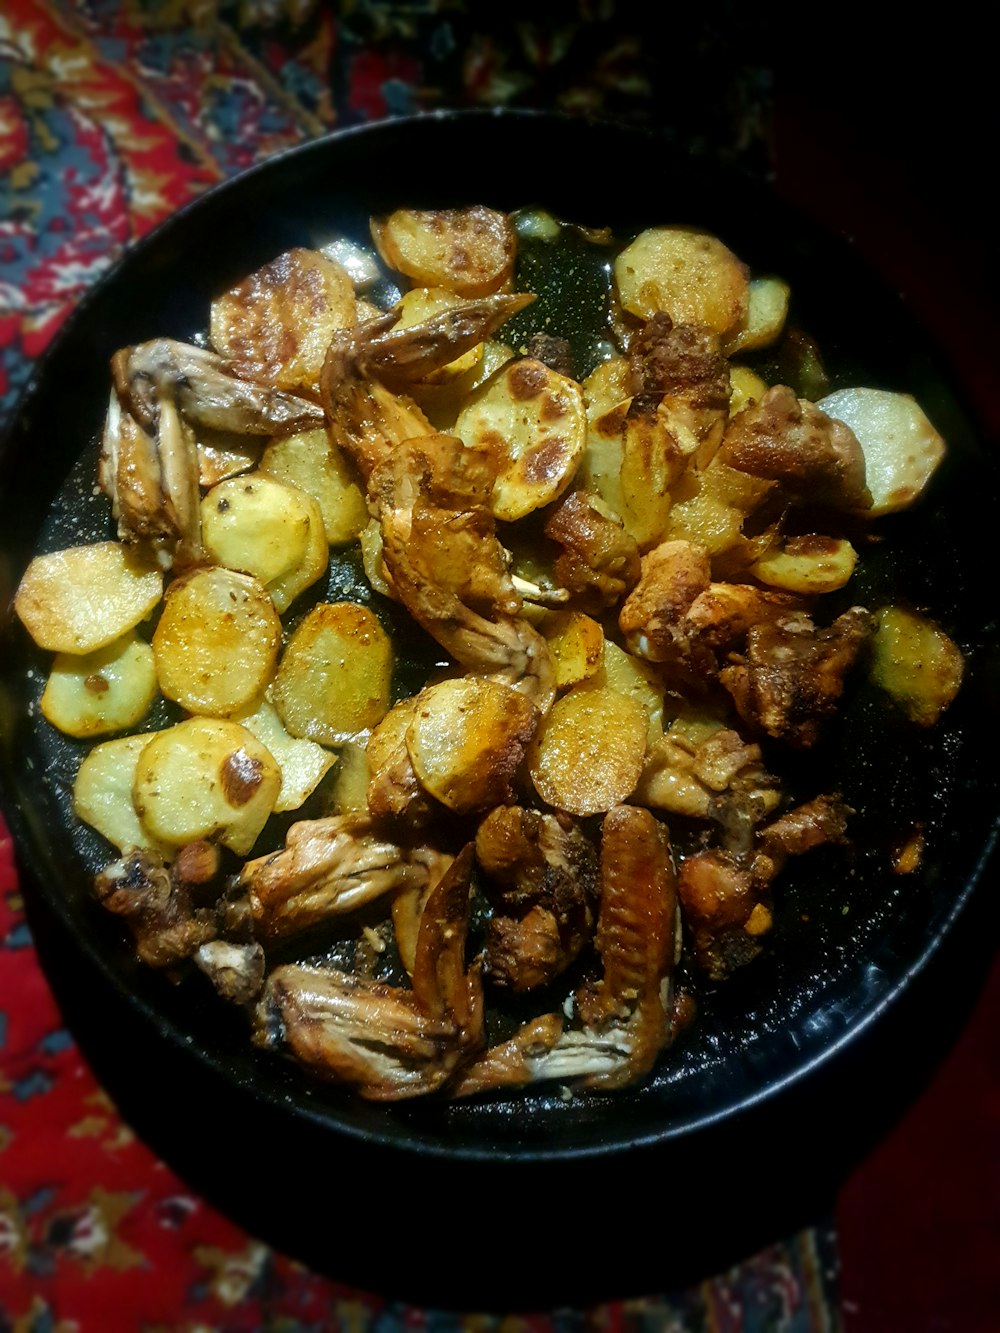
[1,112,998,1174]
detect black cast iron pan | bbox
[1,112,998,1306]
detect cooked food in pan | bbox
[14,204,963,1100]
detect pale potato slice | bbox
[729,365,769,416]
[270,602,392,745]
[614,228,750,335]
[210,247,357,391]
[260,428,368,545]
[266,490,329,614]
[329,739,371,816]
[870,606,964,725]
[41,634,157,738]
[405,677,538,814]
[238,699,335,813]
[371,206,516,297]
[456,358,586,520]
[133,717,280,855]
[529,685,647,816]
[201,474,312,584]
[751,535,857,594]
[358,519,395,599]
[73,733,170,857]
[15,542,161,655]
[152,567,280,717]
[817,387,946,515]
[540,611,604,689]
[724,276,790,354]
[196,432,260,487]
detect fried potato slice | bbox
[41,634,157,738]
[133,717,280,855]
[750,535,857,594]
[152,566,281,717]
[201,474,312,584]
[371,205,516,298]
[15,542,161,655]
[406,677,538,814]
[266,489,329,614]
[589,640,665,743]
[614,228,750,336]
[456,358,586,520]
[260,427,368,545]
[540,611,604,689]
[73,732,170,857]
[665,462,775,558]
[729,365,769,416]
[529,685,647,816]
[237,699,335,813]
[724,276,790,354]
[817,387,946,515]
[870,606,963,725]
[210,247,357,391]
[271,602,392,745]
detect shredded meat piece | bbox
[525,332,573,377]
[718,383,872,510]
[544,490,641,612]
[720,606,873,747]
[475,806,599,992]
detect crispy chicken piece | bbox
[253,847,484,1100]
[544,490,642,612]
[239,814,428,943]
[635,725,781,821]
[93,844,265,1003]
[320,295,533,480]
[93,848,217,970]
[454,806,679,1096]
[373,434,555,712]
[678,792,852,979]
[619,539,803,686]
[112,338,324,437]
[720,606,873,747]
[99,389,202,569]
[626,314,732,463]
[718,383,872,510]
[101,338,324,567]
[475,806,599,992]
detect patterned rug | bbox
[0,5,840,1328]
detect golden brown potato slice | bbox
[406,677,538,813]
[15,542,161,655]
[817,388,946,515]
[729,365,769,416]
[750,535,857,594]
[665,463,775,558]
[210,247,357,391]
[540,611,604,689]
[529,685,647,816]
[614,228,749,336]
[270,602,392,745]
[870,606,963,725]
[201,474,312,584]
[456,358,586,521]
[73,732,170,857]
[371,205,516,297]
[152,566,281,717]
[133,717,280,855]
[260,428,368,545]
[41,634,158,738]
